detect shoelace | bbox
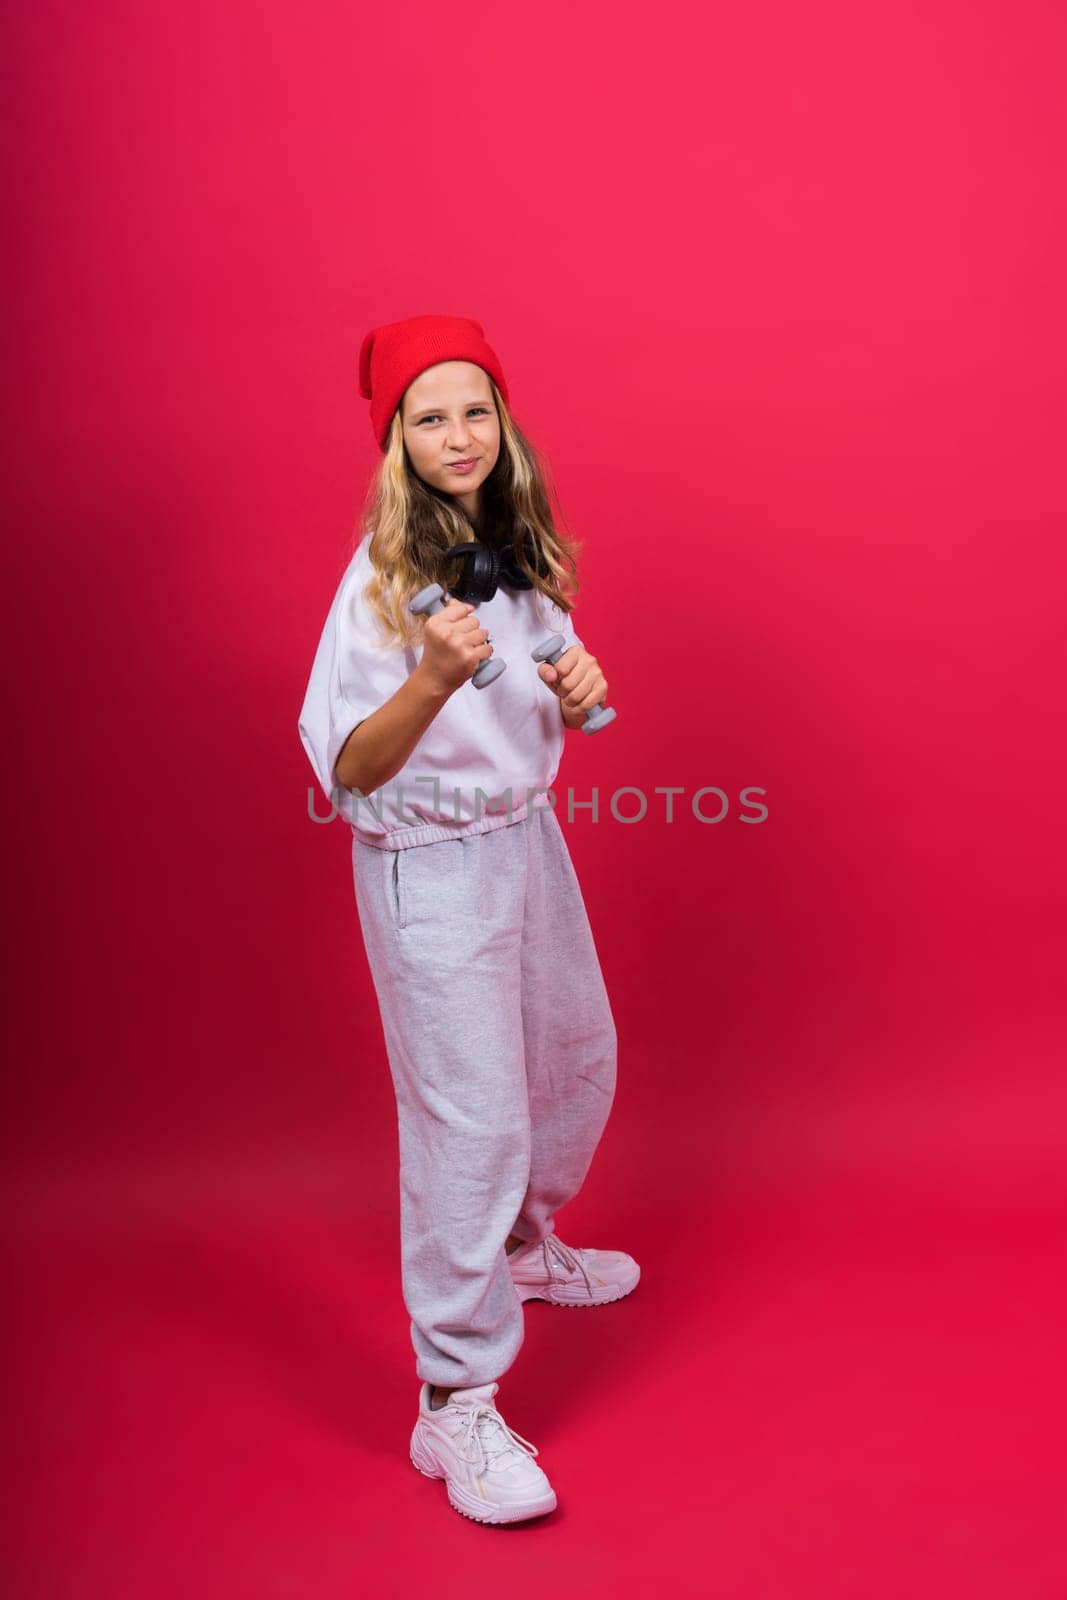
[530,1234,598,1296]
[451,1403,540,1477]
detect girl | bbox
[298,314,639,1526]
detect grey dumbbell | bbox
[409,582,506,689]
[530,634,617,734]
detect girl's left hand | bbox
[537,645,608,730]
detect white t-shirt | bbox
[298,533,584,850]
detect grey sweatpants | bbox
[351,803,618,1389]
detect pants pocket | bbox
[389,849,407,930]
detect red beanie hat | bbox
[358,313,510,452]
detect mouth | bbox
[447,458,479,469]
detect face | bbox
[400,361,501,523]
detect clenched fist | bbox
[537,644,608,730]
[415,598,494,696]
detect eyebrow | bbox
[410,400,492,420]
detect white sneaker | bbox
[409,1380,558,1524]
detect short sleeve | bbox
[537,592,584,655]
[297,545,407,817]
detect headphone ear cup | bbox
[443,541,501,603]
[495,531,548,591]
[470,545,500,601]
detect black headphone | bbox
[440,532,550,604]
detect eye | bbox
[417,407,492,425]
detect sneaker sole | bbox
[409,1429,557,1525]
[513,1265,641,1306]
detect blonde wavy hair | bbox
[352,378,583,650]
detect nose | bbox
[444,417,474,450]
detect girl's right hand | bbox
[415,597,494,695]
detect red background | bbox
[5,1,1066,1594]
